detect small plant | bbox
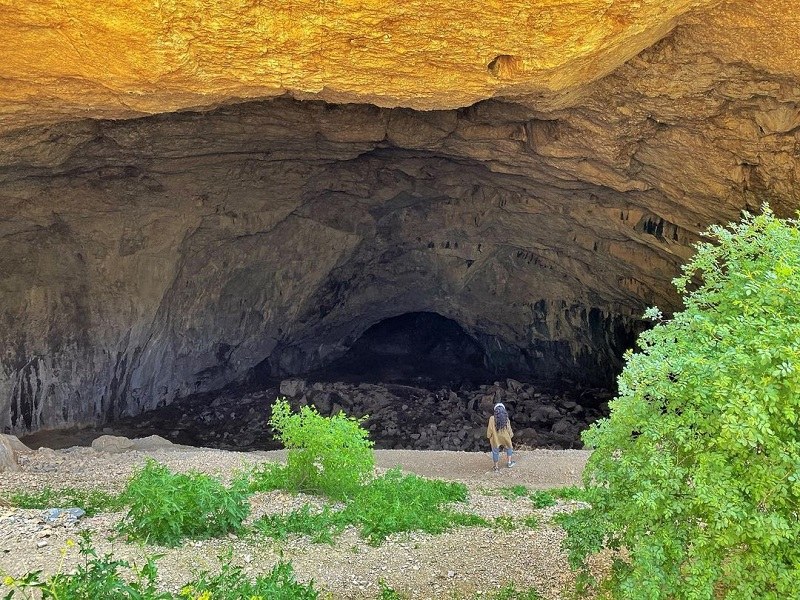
[180,553,318,600]
[377,580,407,599]
[269,397,375,500]
[4,487,123,516]
[564,208,800,597]
[482,584,543,599]
[491,515,515,531]
[528,490,556,509]
[247,461,290,493]
[550,485,585,502]
[1,533,170,599]
[253,504,346,544]
[522,514,540,529]
[119,460,250,546]
[498,485,529,500]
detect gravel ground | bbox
[0,446,606,599]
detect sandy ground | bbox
[1,445,596,599]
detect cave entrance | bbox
[311,312,496,388]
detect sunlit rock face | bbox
[1,0,799,433]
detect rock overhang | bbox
[1,0,800,433]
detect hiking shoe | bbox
[492,465,499,472]
[507,461,516,468]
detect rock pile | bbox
[105,379,612,452]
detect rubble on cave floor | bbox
[83,378,613,453]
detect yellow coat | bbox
[487,415,514,449]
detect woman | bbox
[487,402,515,471]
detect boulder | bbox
[0,434,32,472]
[91,434,174,453]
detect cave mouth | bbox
[309,312,497,388]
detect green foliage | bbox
[247,461,291,493]
[498,485,529,500]
[528,490,556,509]
[482,584,543,600]
[2,537,316,600]
[269,397,375,500]
[2,533,171,599]
[179,554,318,600]
[119,460,250,546]
[345,468,485,544]
[522,514,540,529]
[550,486,586,502]
[253,504,346,545]
[564,207,800,598]
[491,515,515,531]
[4,487,122,516]
[252,468,486,545]
[377,580,407,599]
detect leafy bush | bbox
[247,460,290,493]
[179,554,318,600]
[253,468,486,545]
[4,487,122,516]
[344,468,485,544]
[550,485,586,502]
[119,460,250,546]
[563,208,800,598]
[2,534,170,599]
[268,397,374,500]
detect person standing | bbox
[487,402,515,471]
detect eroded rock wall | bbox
[1,1,800,433]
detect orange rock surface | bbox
[1,0,722,129]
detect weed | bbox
[482,583,543,599]
[528,490,556,509]
[119,460,250,546]
[491,515,515,531]
[252,468,487,546]
[377,579,407,599]
[1,533,170,599]
[180,552,318,600]
[550,486,585,502]
[522,514,540,529]
[498,485,529,500]
[253,504,346,544]
[344,468,486,544]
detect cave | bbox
[2,0,799,452]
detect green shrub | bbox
[345,468,485,544]
[180,554,318,600]
[269,397,374,500]
[119,460,250,546]
[253,468,486,545]
[4,487,122,516]
[1,534,170,599]
[563,207,800,598]
[253,504,346,544]
[528,490,556,509]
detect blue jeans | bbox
[491,447,513,462]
